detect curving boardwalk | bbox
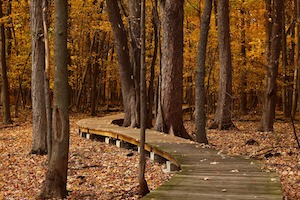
[77,114,282,200]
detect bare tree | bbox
[154,0,191,139]
[209,0,235,130]
[0,0,12,125]
[139,0,149,196]
[106,0,137,127]
[195,0,212,144]
[39,0,69,197]
[259,0,283,131]
[129,0,141,126]
[30,0,47,155]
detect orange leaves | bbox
[0,114,173,199]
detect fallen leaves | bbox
[0,113,173,199]
[184,118,300,200]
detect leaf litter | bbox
[184,118,300,200]
[0,113,173,199]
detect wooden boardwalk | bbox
[77,114,282,200]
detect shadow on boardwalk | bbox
[77,113,282,200]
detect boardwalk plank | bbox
[77,114,282,200]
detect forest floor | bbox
[184,114,300,200]
[1,111,299,199]
[0,112,172,199]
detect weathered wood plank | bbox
[76,114,282,199]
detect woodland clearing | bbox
[0,111,299,199]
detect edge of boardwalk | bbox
[77,113,282,200]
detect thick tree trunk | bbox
[195,0,212,144]
[0,0,12,125]
[106,0,137,127]
[30,0,47,154]
[154,0,191,139]
[39,0,69,198]
[259,0,283,131]
[210,0,235,130]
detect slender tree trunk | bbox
[139,0,150,195]
[259,0,283,131]
[30,0,47,154]
[39,0,69,198]
[0,0,12,125]
[292,0,299,118]
[129,0,141,127]
[210,0,235,130]
[239,0,248,115]
[282,2,288,117]
[297,0,300,118]
[154,0,191,139]
[5,0,12,56]
[195,0,212,144]
[90,32,101,116]
[106,0,137,127]
[147,0,159,128]
[43,0,52,160]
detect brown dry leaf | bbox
[185,118,300,200]
[0,113,173,199]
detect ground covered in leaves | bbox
[185,116,300,200]
[0,113,172,199]
[1,111,300,199]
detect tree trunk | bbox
[281,1,288,117]
[139,0,150,195]
[154,0,191,139]
[43,0,53,160]
[39,0,69,198]
[30,0,47,154]
[259,0,283,131]
[239,0,248,115]
[210,0,235,130]
[292,0,299,118]
[129,0,141,127]
[195,0,212,144]
[297,0,300,118]
[147,0,159,128]
[0,0,12,125]
[5,0,12,56]
[106,0,137,127]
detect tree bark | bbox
[139,0,150,195]
[0,0,12,125]
[129,0,141,127]
[154,0,191,139]
[281,1,289,117]
[210,0,235,130]
[39,0,69,198]
[43,0,52,160]
[239,0,248,115]
[259,0,283,131]
[106,0,137,127]
[147,0,159,128]
[195,0,212,144]
[30,0,47,154]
